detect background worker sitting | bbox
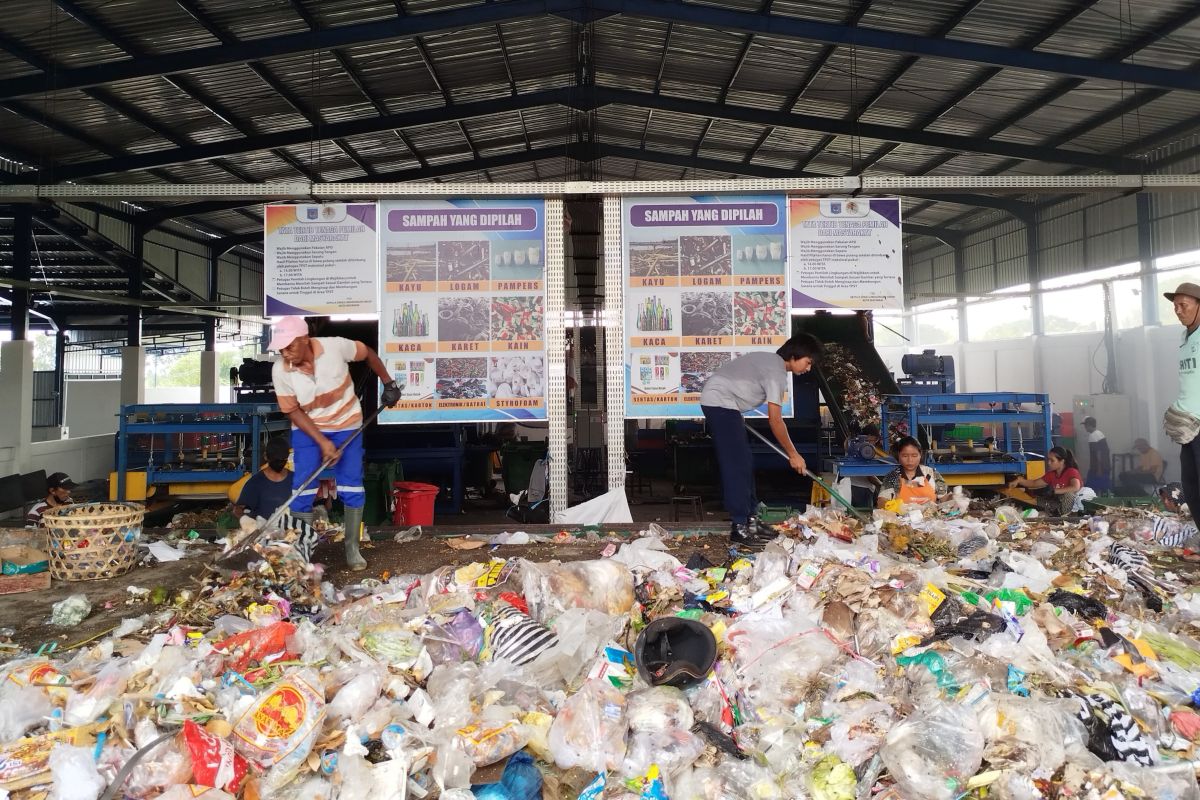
[1117,438,1165,496]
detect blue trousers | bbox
[290,428,365,512]
[702,405,756,524]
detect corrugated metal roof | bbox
[0,0,1198,312]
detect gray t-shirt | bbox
[699,352,789,411]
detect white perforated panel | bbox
[544,198,568,518]
[15,176,1200,202]
[603,196,626,491]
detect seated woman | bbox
[877,436,949,508]
[1009,446,1082,516]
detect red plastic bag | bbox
[498,592,528,614]
[183,720,249,794]
[215,621,297,673]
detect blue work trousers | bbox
[289,427,365,512]
[702,405,756,524]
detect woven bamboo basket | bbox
[42,502,144,582]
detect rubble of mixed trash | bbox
[5,500,1200,800]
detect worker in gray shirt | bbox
[700,333,824,547]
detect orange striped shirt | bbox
[273,337,367,432]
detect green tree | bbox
[1042,315,1091,335]
[979,319,1033,340]
[156,350,249,387]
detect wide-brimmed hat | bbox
[1164,282,1200,302]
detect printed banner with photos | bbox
[621,195,792,418]
[378,198,547,423]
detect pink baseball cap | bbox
[268,316,309,351]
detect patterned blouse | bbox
[877,464,948,501]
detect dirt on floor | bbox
[0,525,732,655]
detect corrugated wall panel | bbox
[1154,192,1200,259]
[963,240,992,271]
[143,241,175,277]
[964,267,994,294]
[178,252,208,298]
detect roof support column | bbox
[10,206,31,341]
[954,244,968,344]
[200,249,221,403]
[54,329,67,430]
[127,223,145,347]
[1137,193,1158,327]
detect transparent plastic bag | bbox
[231,668,325,793]
[521,559,635,621]
[828,699,895,767]
[547,678,627,772]
[48,744,105,800]
[880,701,985,800]
[327,666,386,722]
[0,684,52,740]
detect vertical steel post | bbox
[544,198,568,517]
[11,207,31,340]
[602,195,626,490]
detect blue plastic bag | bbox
[470,751,543,800]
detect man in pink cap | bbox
[270,316,402,570]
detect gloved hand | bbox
[380,380,402,407]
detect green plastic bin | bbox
[363,460,404,526]
[500,442,545,494]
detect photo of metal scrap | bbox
[436,357,488,399]
[734,291,787,336]
[681,351,731,393]
[488,355,544,399]
[437,240,490,282]
[437,297,489,341]
[629,239,679,277]
[491,296,544,340]
[386,244,437,282]
[682,291,732,337]
[680,235,732,276]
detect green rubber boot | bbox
[343,506,367,571]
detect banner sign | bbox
[263,203,379,315]
[377,198,547,423]
[789,198,903,309]
[622,195,791,418]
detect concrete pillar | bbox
[120,346,146,407]
[0,340,34,473]
[200,350,220,403]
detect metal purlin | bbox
[544,198,568,517]
[602,195,626,490]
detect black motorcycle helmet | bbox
[634,616,718,688]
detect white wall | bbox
[880,325,1183,480]
[28,436,114,484]
[65,380,122,437]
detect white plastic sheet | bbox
[551,489,633,525]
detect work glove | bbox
[381,380,402,407]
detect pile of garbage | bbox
[6,501,1200,800]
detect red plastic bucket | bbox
[392,481,439,526]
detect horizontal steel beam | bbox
[39,85,1130,180]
